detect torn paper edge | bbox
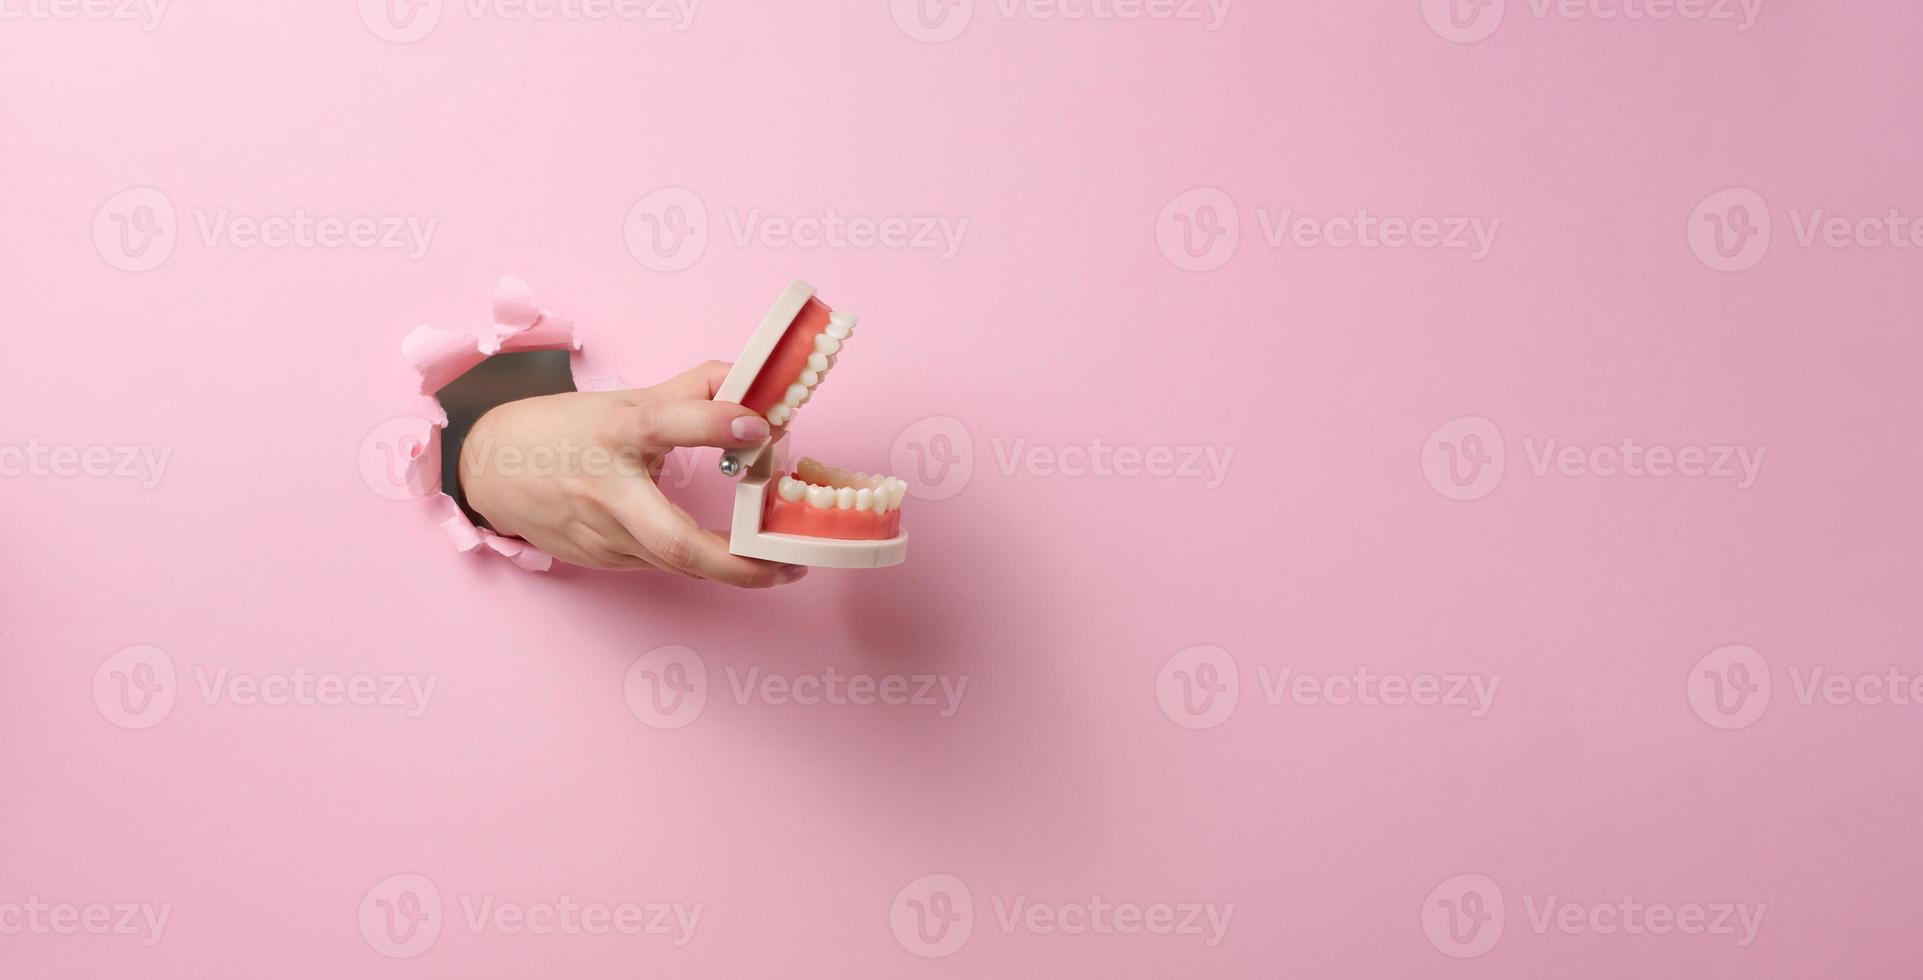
[398,275,624,574]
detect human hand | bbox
[459,360,806,587]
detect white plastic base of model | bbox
[727,437,908,568]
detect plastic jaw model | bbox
[713,280,909,569]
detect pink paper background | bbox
[4,1,1921,976]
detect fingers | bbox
[624,397,769,451]
[576,510,677,573]
[606,483,801,588]
[654,359,734,400]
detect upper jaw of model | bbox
[760,309,854,428]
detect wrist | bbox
[458,406,511,532]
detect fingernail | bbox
[778,565,808,583]
[732,416,770,442]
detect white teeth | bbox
[784,458,908,514]
[773,320,854,429]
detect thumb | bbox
[628,397,770,450]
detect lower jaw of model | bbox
[767,458,906,541]
[719,283,909,565]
